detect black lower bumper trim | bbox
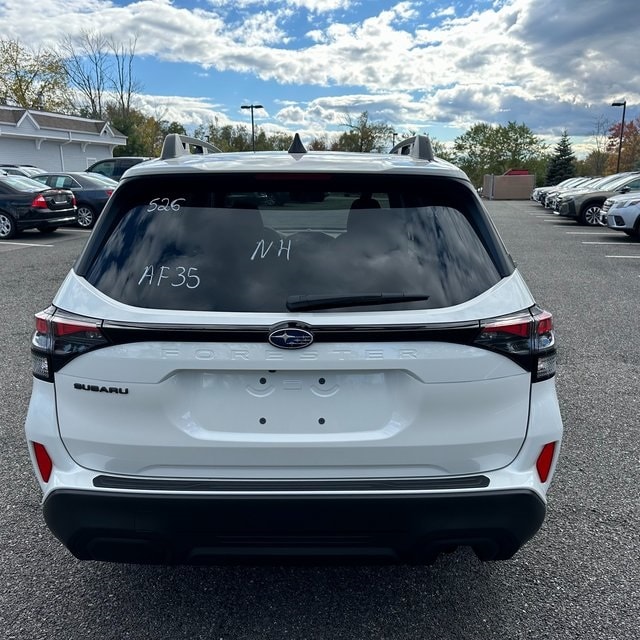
[92,475,490,491]
[42,489,546,565]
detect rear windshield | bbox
[78,173,511,312]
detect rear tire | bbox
[76,205,96,228]
[0,212,17,239]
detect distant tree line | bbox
[1,36,638,181]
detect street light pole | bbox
[241,104,263,152]
[611,99,626,173]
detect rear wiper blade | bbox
[286,293,430,311]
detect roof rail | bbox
[160,133,222,160]
[389,134,434,162]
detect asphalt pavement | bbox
[1,203,638,640]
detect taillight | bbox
[71,194,77,207]
[31,306,109,381]
[32,194,48,209]
[475,307,556,381]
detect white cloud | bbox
[0,0,637,146]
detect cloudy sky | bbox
[1,0,638,150]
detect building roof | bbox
[0,104,126,143]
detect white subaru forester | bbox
[25,134,562,564]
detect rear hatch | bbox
[52,320,532,478]
[50,172,538,479]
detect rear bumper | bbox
[43,488,546,564]
[18,212,76,229]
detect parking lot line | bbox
[1,241,54,247]
[605,255,640,259]
[567,231,620,236]
[581,241,640,245]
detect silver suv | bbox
[26,134,563,564]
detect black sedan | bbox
[32,172,117,228]
[0,175,76,239]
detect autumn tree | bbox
[605,115,640,173]
[0,39,70,111]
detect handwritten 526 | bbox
[147,197,186,213]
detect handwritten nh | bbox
[251,239,291,261]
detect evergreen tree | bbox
[545,131,576,185]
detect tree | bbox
[578,115,611,176]
[110,36,141,121]
[60,31,141,122]
[195,120,252,151]
[605,115,640,173]
[59,31,110,119]
[544,131,576,185]
[308,136,330,151]
[333,111,395,152]
[453,121,548,186]
[430,137,456,162]
[105,105,149,155]
[194,118,294,152]
[0,39,69,111]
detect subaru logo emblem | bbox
[268,326,314,350]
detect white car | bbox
[25,134,563,564]
[603,191,640,237]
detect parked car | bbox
[25,133,563,565]
[603,192,640,237]
[556,172,640,225]
[86,156,150,181]
[531,177,589,204]
[543,176,603,210]
[33,172,117,228]
[0,164,47,178]
[0,175,76,239]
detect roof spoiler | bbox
[161,134,222,160]
[389,134,434,161]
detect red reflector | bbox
[32,442,53,483]
[536,442,557,483]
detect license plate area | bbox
[166,370,399,439]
